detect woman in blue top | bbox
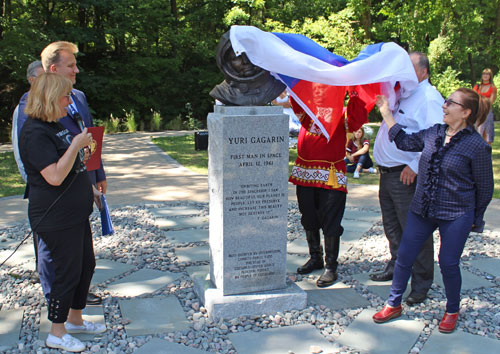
[372,88,493,333]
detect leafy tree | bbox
[1,0,499,142]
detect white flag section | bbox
[229,25,419,101]
[229,26,418,140]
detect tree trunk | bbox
[468,52,475,85]
[496,0,500,41]
[0,0,4,39]
[170,0,177,20]
[361,0,372,40]
[78,5,87,52]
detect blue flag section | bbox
[100,194,114,236]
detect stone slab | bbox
[286,238,310,255]
[0,309,23,350]
[208,106,289,296]
[185,265,210,279]
[39,305,105,341]
[229,323,338,354]
[0,238,21,250]
[174,245,210,263]
[336,308,425,354]
[343,209,381,223]
[285,254,324,275]
[91,259,134,285]
[296,280,370,310]
[192,273,306,321]
[150,206,203,217]
[341,219,374,242]
[107,269,182,297]
[468,257,500,278]
[134,338,211,354]
[433,263,492,290]
[165,229,209,243]
[155,216,208,230]
[287,239,351,257]
[341,219,374,232]
[420,327,500,354]
[119,297,189,336]
[0,243,35,271]
[352,273,410,300]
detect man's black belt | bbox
[378,164,406,174]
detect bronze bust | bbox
[210,31,285,106]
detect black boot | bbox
[316,234,340,287]
[369,261,394,282]
[297,230,324,274]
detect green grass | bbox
[153,125,500,197]
[0,152,26,198]
[153,129,381,186]
[152,134,209,175]
[153,134,300,176]
[1,125,497,199]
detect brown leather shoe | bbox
[438,312,458,333]
[373,305,402,323]
[316,268,337,287]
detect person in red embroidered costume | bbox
[290,88,368,287]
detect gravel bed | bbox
[0,201,499,353]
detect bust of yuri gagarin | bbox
[209,31,285,106]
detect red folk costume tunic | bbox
[289,94,368,193]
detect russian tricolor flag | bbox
[230,26,418,140]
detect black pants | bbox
[38,220,95,323]
[296,186,346,264]
[379,170,434,295]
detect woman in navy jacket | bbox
[372,88,493,333]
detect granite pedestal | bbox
[194,106,306,320]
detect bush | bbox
[165,115,184,130]
[124,110,137,132]
[494,73,500,120]
[151,110,163,131]
[433,66,468,99]
[183,102,203,130]
[104,114,120,134]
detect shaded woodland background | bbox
[1,0,499,141]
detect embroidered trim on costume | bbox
[291,166,347,186]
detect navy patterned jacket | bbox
[389,123,493,232]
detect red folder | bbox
[86,126,105,171]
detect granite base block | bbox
[192,273,307,320]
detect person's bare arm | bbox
[40,128,92,186]
[351,144,369,157]
[400,166,416,185]
[96,180,107,194]
[376,95,396,128]
[490,86,497,105]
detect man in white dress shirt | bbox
[371,52,444,305]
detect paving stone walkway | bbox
[1,132,499,354]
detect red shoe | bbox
[438,312,459,333]
[372,305,402,323]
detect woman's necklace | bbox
[445,127,457,137]
[481,83,491,93]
